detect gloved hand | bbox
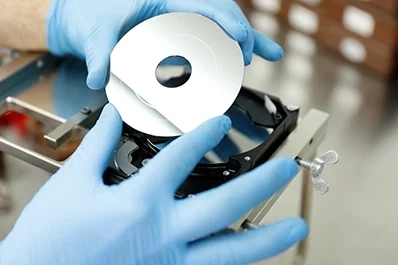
[47,0,285,90]
[0,104,307,265]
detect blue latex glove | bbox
[47,0,284,90]
[0,104,307,265]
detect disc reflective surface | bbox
[106,12,244,136]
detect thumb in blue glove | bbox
[0,104,307,265]
[47,0,284,90]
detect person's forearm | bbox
[0,0,51,51]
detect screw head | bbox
[223,170,230,176]
[187,194,195,198]
[36,60,44,68]
[244,156,251,161]
[81,107,91,115]
[141,159,150,166]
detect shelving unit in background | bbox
[240,0,398,80]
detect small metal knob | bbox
[296,150,339,195]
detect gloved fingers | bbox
[228,1,255,65]
[227,2,284,63]
[84,26,119,90]
[253,29,284,62]
[240,30,255,65]
[165,0,248,43]
[123,116,231,195]
[226,2,283,62]
[186,218,308,265]
[173,157,298,241]
[222,1,255,65]
[65,104,123,180]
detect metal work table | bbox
[0,52,335,265]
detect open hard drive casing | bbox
[104,75,299,199]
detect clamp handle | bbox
[296,150,339,195]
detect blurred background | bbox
[235,0,398,264]
[1,0,398,265]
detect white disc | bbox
[106,12,244,136]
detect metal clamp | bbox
[296,150,339,195]
[44,103,105,149]
[240,150,339,231]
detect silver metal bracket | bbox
[44,103,105,149]
[296,150,339,195]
